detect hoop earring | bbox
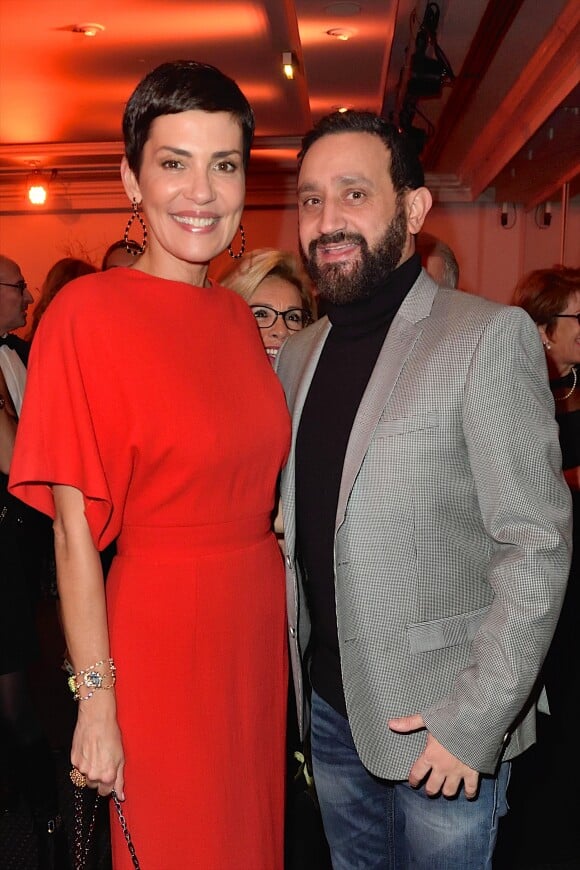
[124,198,148,255]
[227,224,246,259]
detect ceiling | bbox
[0,0,578,213]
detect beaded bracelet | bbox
[67,657,116,702]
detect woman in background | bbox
[10,61,290,869]
[27,257,96,341]
[496,265,580,867]
[223,248,315,366]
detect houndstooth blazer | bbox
[277,269,572,779]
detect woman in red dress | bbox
[9,61,290,869]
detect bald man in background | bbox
[415,232,459,289]
[0,255,33,365]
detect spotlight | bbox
[282,52,295,80]
[543,202,552,227]
[407,54,448,99]
[499,202,517,229]
[401,3,455,102]
[28,180,47,205]
[26,169,56,206]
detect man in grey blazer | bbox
[276,111,571,869]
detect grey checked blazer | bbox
[277,270,572,779]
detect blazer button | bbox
[286,554,293,569]
[289,627,296,637]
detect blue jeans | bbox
[311,690,510,869]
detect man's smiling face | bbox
[297,131,414,304]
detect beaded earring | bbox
[227,224,246,259]
[124,198,148,255]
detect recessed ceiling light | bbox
[324,2,361,16]
[327,27,356,41]
[72,23,105,37]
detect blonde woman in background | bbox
[223,248,316,366]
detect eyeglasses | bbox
[0,280,27,294]
[554,313,580,325]
[250,304,311,331]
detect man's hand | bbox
[388,713,480,799]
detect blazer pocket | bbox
[407,605,490,654]
[374,412,441,437]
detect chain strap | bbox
[73,786,141,869]
[111,791,141,868]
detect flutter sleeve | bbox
[9,282,127,550]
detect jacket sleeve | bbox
[421,304,572,772]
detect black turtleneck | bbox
[295,253,421,716]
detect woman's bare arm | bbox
[53,484,125,798]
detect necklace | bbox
[554,366,577,401]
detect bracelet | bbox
[67,657,116,701]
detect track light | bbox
[543,202,552,227]
[282,52,295,80]
[395,3,454,153]
[500,202,517,229]
[407,53,448,99]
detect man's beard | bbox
[302,200,408,306]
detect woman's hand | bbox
[71,691,125,798]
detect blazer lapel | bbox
[280,318,332,557]
[336,271,438,531]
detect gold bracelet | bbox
[67,657,116,701]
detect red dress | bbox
[9,269,290,869]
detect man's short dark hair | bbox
[298,110,425,194]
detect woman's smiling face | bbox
[122,109,245,284]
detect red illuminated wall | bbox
[1,199,578,338]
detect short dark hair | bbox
[123,60,255,176]
[298,110,425,193]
